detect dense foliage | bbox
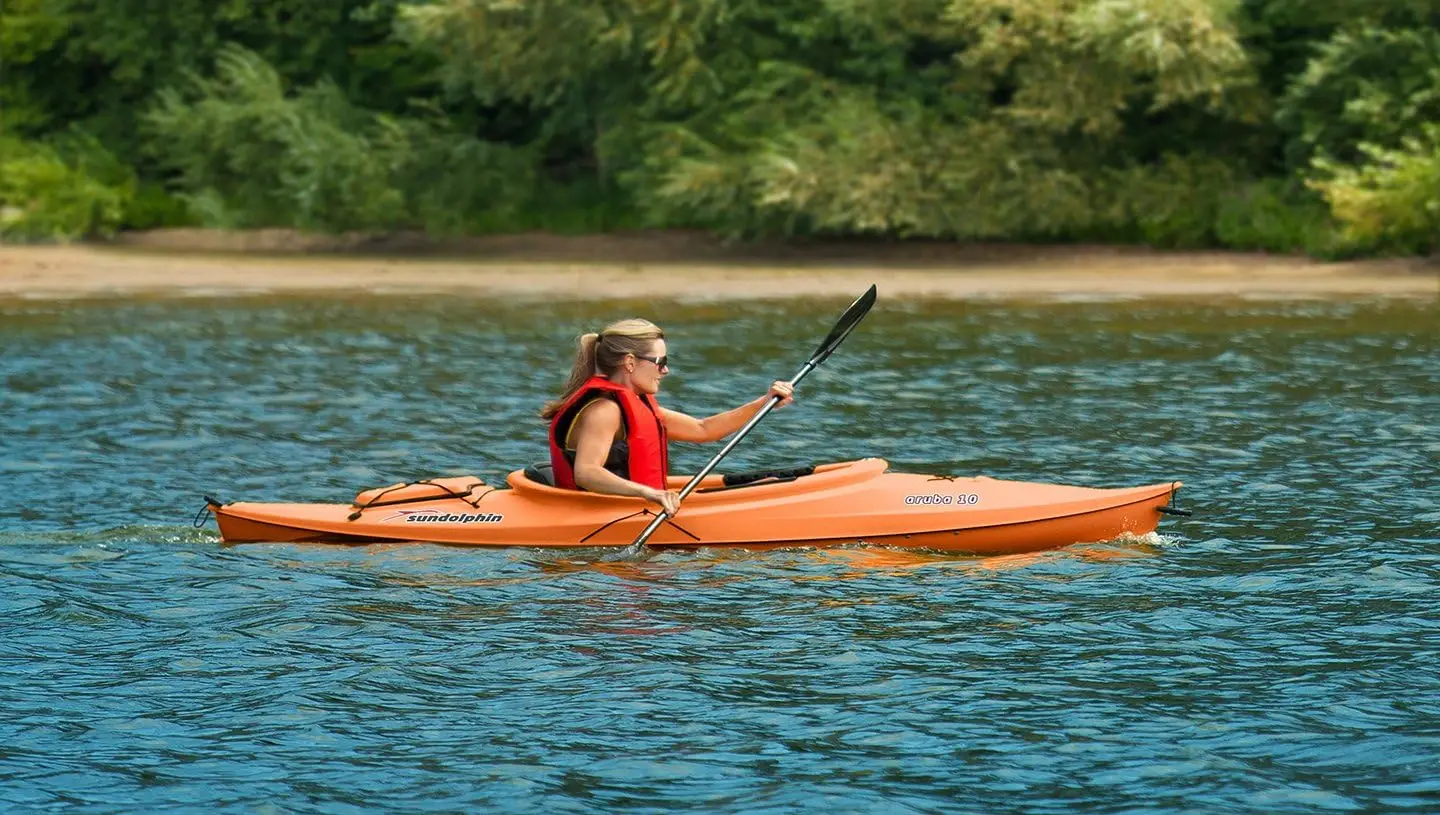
[2,0,1437,253]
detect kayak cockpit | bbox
[505,457,890,502]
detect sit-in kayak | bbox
[204,459,1185,555]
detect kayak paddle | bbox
[617,284,878,557]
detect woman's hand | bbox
[769,380,794,408]
[642,487,682,516]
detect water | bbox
[2,293,1436,813]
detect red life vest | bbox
[548,376,669,490]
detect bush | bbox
[1098,154,1236,249]
[0,136,130,241]
[123,183,199,230]
[145,45,536,234]
[145,45,406,232]
[1310,126,1440,255]
[1214,179,1338,256]
[394,116,538,235]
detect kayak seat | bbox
[524,461,557,487]
[521,462,814,490]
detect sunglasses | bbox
[634,354,670,370]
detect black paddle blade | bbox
[809,284,877,365]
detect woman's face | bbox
[628,339,669,394]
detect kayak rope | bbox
[353,479,480,509]
[926,475,959,482]
[462,487,497,508]
[192,498,218,529]
[347,481,490,521]
[580,508,701,544]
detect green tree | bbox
[1277,24,1440,170]
[16,0,437,158]
[145,45,407,231]
[0,0,73,133]
[401,0,1262,241]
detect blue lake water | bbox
[2,293,1437,813]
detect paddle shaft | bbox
[628,358,819,548]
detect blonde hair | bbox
[540,318,665,419]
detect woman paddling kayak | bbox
[207,285,1185,553]
[540,318,794,517]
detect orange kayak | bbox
[205,459,1185,555]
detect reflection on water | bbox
[811,533,1172,575]
[1,294,1436,813]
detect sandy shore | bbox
[1,233,1435,300]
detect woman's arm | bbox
[661,381,794,443]
[571,400,680,514]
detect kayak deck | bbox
[207,459,1184,555]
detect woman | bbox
[540,318,793,516]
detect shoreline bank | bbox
[1,233,1435,300]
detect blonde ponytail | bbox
[540,319,665,419]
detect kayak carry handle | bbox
[193,495,223,528]
[1157,482,1192,516]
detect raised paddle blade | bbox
[809,284,877,367]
